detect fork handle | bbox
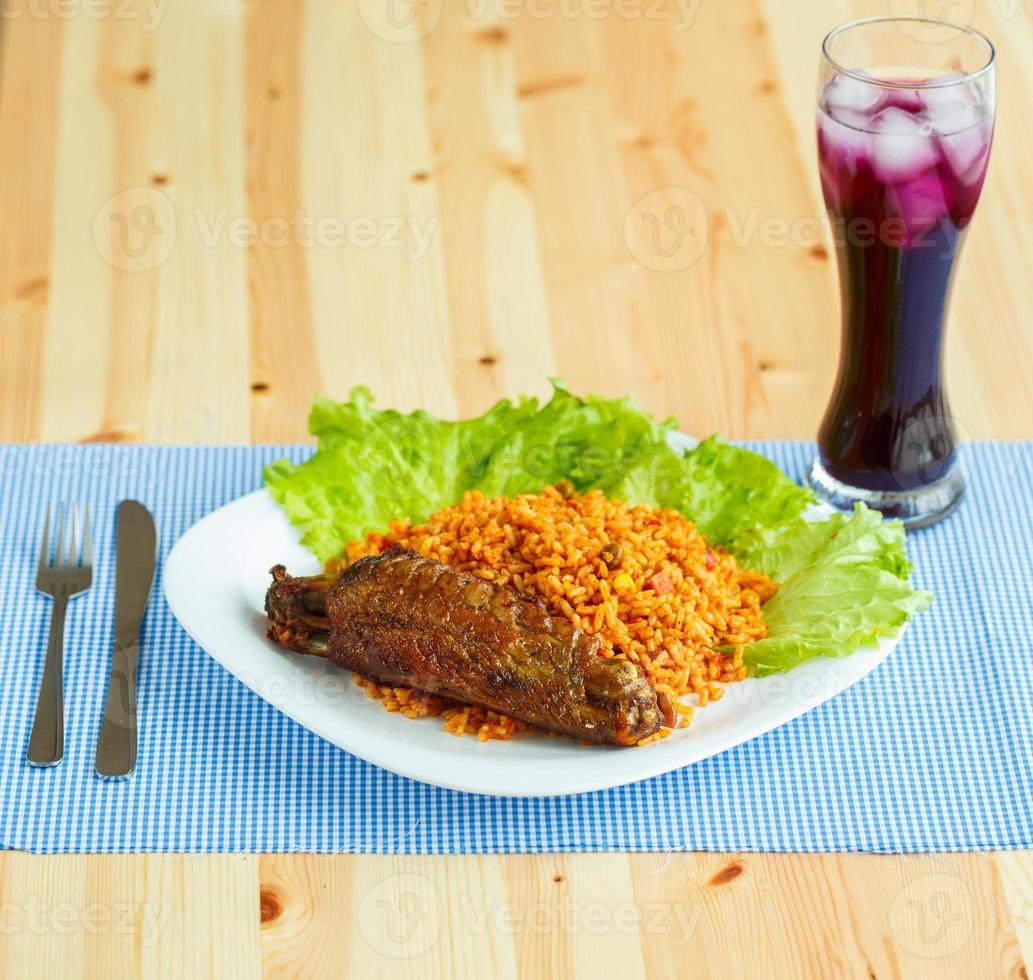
[28,593,68,766]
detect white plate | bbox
[164,439,903,797]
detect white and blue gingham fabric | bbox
[0,442,1030,854]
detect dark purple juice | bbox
[816,74,993,492]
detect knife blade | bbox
[96,500,157,779]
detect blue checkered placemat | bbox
[0,442,1030,854]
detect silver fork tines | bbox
[28,503,94,767]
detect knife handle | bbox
[96,640,138,778]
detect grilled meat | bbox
[265,546,674,746]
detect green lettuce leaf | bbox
[733,507,931,674]
[265,382,931,675]
[600,435,815,546]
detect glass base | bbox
[807,458,965,529]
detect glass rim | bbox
[821,15,996,90]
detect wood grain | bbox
[0,0,1029,976]
[0,0,64,442]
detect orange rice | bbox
[341,484,777,742]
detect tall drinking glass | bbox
[808,17,996,527]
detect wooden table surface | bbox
[1,0,1030,976]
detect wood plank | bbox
[244,0,321,442]
[87,15,162,444]
[513,12,663,417]
[421,0,556,416]
[830,853,1022,980]
[147,854,261,978]
[258,853,355,978]
[508,854,646,979]
[256,853,1033,976]
[259,855,521,978]
[297,0,457,419]
[1,853,1028,977]
[38,16,111,442]
[0,854,261,979]
[0,852,88,977]
[0,4,64,442]
[596,0,837,438]
[995,851,1033,975]
[141,0,250,443]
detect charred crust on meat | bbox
[265,549,671,745]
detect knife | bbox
[96,500,157,779]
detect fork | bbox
[27,503,93,767]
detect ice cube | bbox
[922,86,983,137]
[871,105,928,135]
[818,108,871,180]
[921,73,967,104]
[889,172,951,243]
[829,107,873,133]
[824,72,885,117]
[940,119,992,182]
[869,106,939,182]
[882,88,925,113]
